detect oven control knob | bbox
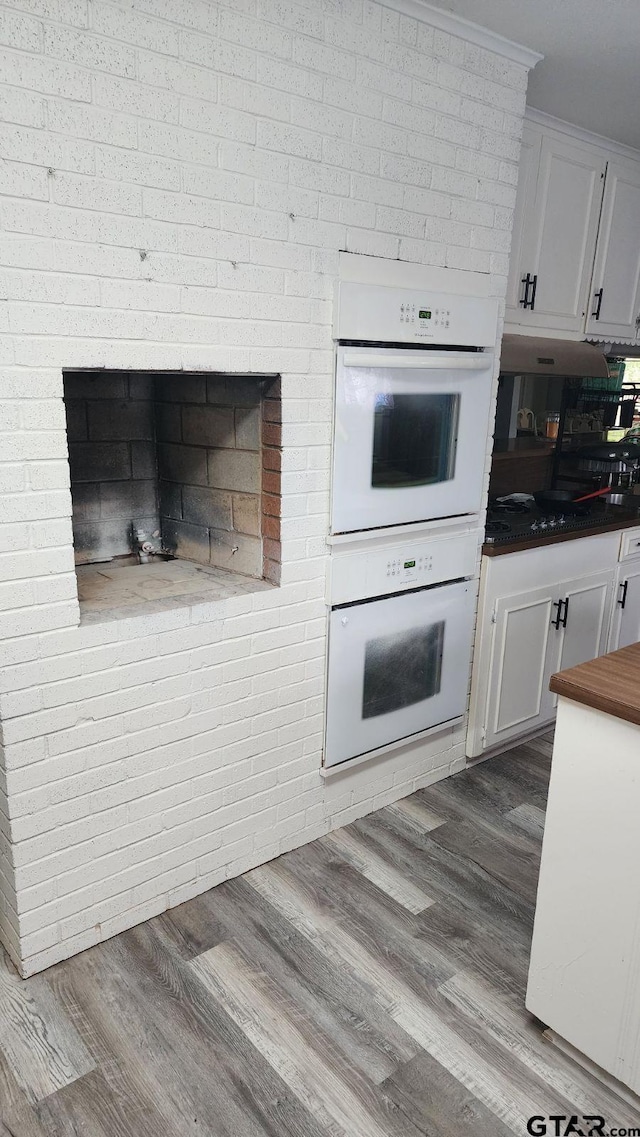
[341,616,349,627]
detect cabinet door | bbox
[506,131,605,333]
[483,584,561,751]
[585,159,640,342]
[608,564,640,651]
[505,126,542,314]
[557,570,614,674]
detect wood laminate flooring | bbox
[1,733,637,1136]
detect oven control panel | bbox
[385,553,433,584]
[329,530,479,605]
[398,303,451,331]
[335,281,499,347]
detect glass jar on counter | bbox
[545,412,560,440]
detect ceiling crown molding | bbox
[526,107,640,163]
[382,0,543,69]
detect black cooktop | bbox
[485,497,636,545]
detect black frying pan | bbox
[533,489,596,515]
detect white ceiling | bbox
[434,0,640,151]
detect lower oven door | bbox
[324,579,475,768]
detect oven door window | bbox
[372,392,460,488]
[362,622,444,719]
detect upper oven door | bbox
[332,346,494,534]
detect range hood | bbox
[591,341,640,360]
[500,335,609,378]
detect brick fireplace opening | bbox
[63,371,281,618]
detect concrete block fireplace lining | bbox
[63,370,281,618]
[155,374,264,577]
[66,372,159,564]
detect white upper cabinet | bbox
[506,124,606,335]
[585,159,640,342]
[505,126,541,315]
[506,115,640,341]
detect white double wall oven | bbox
[324,275,498,770]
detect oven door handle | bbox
[342,353,490,370]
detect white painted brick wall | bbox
[0,0,532,975]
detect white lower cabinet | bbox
[483,585,559,751]
[608,563,640,650]
[481,569,613,753]
[467,532,622,758]
[557,571,614,673]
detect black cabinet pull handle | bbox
[520,273,537,310]
[592,288,603,320]
[552,599,563,629]
[520,274,530,308]
[618,580,628,609]
[561,596,569,628]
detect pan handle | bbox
[572,486,613,504]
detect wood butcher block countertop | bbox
[550,642,640,727]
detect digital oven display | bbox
[418,309,431,320]
[404,560,416,569]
